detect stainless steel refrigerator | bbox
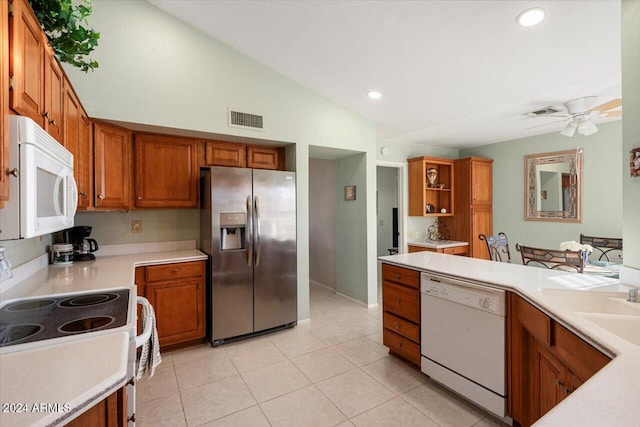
[200,166,297,345]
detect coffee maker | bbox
[63,226,99,261]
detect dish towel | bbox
[136,301,161,380]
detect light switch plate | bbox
[131,220,143,234]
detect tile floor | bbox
[136,283,509,427]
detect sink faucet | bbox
[628,288,639,303]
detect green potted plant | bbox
[29,0,100,72]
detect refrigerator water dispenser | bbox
[219,212,246,251]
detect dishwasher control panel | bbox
[421,273,506,316]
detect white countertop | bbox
[378,252,640,427]
[0,246,208,426]
[407,239,469,249]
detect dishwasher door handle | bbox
[135,296,154,348]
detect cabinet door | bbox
[64,79,91,209]
[66,386,126,427]
[471,205,492,259]
[146,277,205,348]
[43,46,64,143]
[471,159,492,205]
[9,0,45,125]
[532,339,566,422]
[78,110,92,208]
[205,140,246,167]
[93,122,132,210]
[1,0,9,203]
[134,134,198,208]
[247,145,284,170]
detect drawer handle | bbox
[173,268,179,273]
[395,274,400,279]
[394,298,401,304]
[394,323,401,330]
[397,342,403,348]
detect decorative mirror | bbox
[524,149,583,222]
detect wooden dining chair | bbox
[579,234,623,262]
[515,243,584,273]
[479,232,511,263]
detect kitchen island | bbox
[379,251,640,427]
[0,242,207,426]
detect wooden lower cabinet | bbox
[65,386,126,427]
[508,293,611,426]
[136,261,206,349]
[381,263,421,366]
[407,244,468,255]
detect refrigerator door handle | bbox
[247,195,253,267]
[255,195,261,267]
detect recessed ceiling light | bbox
[517,7,546,27]
[368,91,382,100]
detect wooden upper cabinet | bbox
[1,0,10,203]
[64,79,91,209]
[43,45,64,143]
[134,134,198,208]
[204,140,246,168]
[93,122,132,210]
[247,145,284,170]
[408,156,454,217]
[470,158,492,205]
[9,0,45,125]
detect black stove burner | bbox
[59,316,115,334]
[0,289,130,348]
[5,299,56,312]
[58,293,119,308]
[0,324,44,345]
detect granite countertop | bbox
[406,239,469,249]
[0,245,208,426]
[378,252,640,427]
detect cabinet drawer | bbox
[146,261,205,282]
[553,323,610,381]
[443,245,468,255]
[383,281,420,323]
[511,293,551,347]
[382,263,419,289]
[383,311,419,343]
[383,329,421,365]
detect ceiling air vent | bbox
[228,109,264,131]
[524,106,564,118]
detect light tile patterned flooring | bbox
[137,283,508,427]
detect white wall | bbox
[462,121,623,262]
[309,159,337,290]
[622,0,640,270]
[62,0,379,320]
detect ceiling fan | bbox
[524,96,622,137]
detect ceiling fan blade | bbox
[603,110,622,117]
[590,98,622,113]
[524,118,569,130]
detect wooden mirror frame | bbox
[524,149,583,222]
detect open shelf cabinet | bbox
[408,156,455,217]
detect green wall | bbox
[462,121,623,261]
[622,0,640,270]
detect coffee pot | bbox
[62,226,99,261]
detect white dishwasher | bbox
[420,272,507,418]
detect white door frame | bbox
[376,160,407,254]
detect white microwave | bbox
[0,115,77,240]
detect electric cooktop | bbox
[0,289,130,348]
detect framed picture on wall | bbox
[631,148,640,177]
[344,185,356,201]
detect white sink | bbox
[541,289,640,316]
[579,313,640,346]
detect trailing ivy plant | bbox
[29,0,100,72]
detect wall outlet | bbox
[131,220,143,234]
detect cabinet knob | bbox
[98,194,105,200]
[394,298,401,304]
[395,274,400,279]
[173,268,179,273]
[79,191,86,197]
[6,168,18,177]
[397,342,403,348]
[197,285,202,289]
[137,196,142,200]
[394,323,401,330]
[42,111,50,119]
[49,119,57,126]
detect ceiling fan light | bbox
[578,119,598,136]
[517,8,546,27]
[560,122,577,137]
